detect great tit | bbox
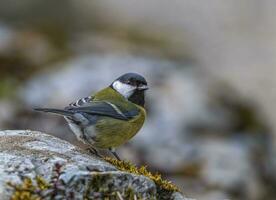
[35,73,148,160]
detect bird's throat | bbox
[128,90,145,107]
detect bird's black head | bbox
[111,73,148,107]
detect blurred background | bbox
[0,1,275,199]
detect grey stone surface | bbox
[0,130,187,200]
[171,192,195,200]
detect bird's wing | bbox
[67,96,95,108]
[66,96,139,120]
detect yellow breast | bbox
[85,87,147,149]
[93,105,146,149]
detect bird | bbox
[34,73,148,160]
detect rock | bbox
[170,192,193,200]
[0,130,187,200]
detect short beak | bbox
[137,85,149,91]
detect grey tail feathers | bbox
[34,108,73,117]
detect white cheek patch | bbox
[112,80,136,98]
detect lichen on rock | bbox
[103,157,180,192]
[0,130,188,200]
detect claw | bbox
[108,148,121,160]
[86,147,103,158]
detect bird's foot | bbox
[86,147,103,159]
[108,148,121,161]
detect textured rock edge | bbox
[0,130,190,200]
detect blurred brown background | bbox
[0,1,275,199]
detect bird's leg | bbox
[108,148,121,161]
[81,128,102,158]
[87,147,103,158]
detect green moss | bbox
[7,162,156,200]
[7,158,179,199]
[7,163,62,200]
[83,172,155,200]
[7,176,50,200]
[103,157,181,193]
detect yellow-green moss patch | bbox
[7,176,50,200]
[103,157,181,193]
[7,158,181,199]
